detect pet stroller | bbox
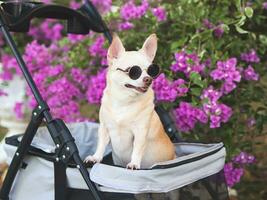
[0,1,229,200]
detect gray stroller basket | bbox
[4,121,229,200]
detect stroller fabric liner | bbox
[4,122,226,200]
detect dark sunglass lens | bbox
[147,64,160,78]
[129,66,142,80]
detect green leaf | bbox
[235,25,249,34]
[170,38,188,51]
[235,0,241,10]
[190,72,201,82]
[236,15,246,27]
[191,87,202,96]
[191,96,199,106]
[190,72,204,88]
[220,24,230,33]
[244,7,253,18]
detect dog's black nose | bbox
[143,76,153,86]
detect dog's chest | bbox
[104,102,137,125]
[102,104,136,165]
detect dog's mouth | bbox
[125,84,149,93]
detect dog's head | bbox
[107,34,158,94]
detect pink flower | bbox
[118,21,134,31]
[173,102,208,132]
[86,69,107,104]
[151,7,167,22]
[153,74,188,102]
[171,51,205,77]
[120,0,149,21]
[240,49,260,63]
[210,58,241,94]
[243,65,259,81]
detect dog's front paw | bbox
[126,162,140,170]
[84,155,102,164]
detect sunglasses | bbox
[116,64,160,80]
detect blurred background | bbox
[0,0,266,199]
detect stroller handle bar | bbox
[0,1,112,41]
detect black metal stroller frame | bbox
[0,1,182,200]
[0,1,113,200]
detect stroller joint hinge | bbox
[31,102,50,121]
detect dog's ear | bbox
[140,34,158,62]
[107,34,125,64]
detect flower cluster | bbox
[91,0,112,14]
[202,19,224,38]
[232,152,256,165]
[71,68,90,90]
[240,49,260,63]
[210,58,241,94]
[68,34,86,43]
[118,22,134,31]
[151,7,167,22]
[153,74,188,102]
[89,36,108,66]
[201,86,233,128]
[0,55,20,81]
[69,0,81,9]
[28,19,63,42]
[224,152,256,187]
[24,40,53,72]
[263,2,267,9]
[46,77,82,121]
[120,0,149,21]
[243,65,259,81]
[171,51,205,77]
[86,69,107,104]
[224,162,244,187]
[119,0,149,31]
[173,102,208,132]
[21,40,93,122]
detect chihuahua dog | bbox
[85,34,175,169]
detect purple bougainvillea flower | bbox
[232,152,256,165]
[173,102,208,132]
[86,69,107,104]
[214,25,224,38]
[224,162,244,187]
[153,74,188,102]
[151,7,167,22]
[203,19,214,29]
[240,49,260,63]
[118,21,134,31]
[243,65,259,81]
[210,58,241,94]
[171,51,205,77]
[89,36,107,66]
[28,19,64,42]
[120,0,149,21]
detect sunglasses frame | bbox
[116,64,160,80]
